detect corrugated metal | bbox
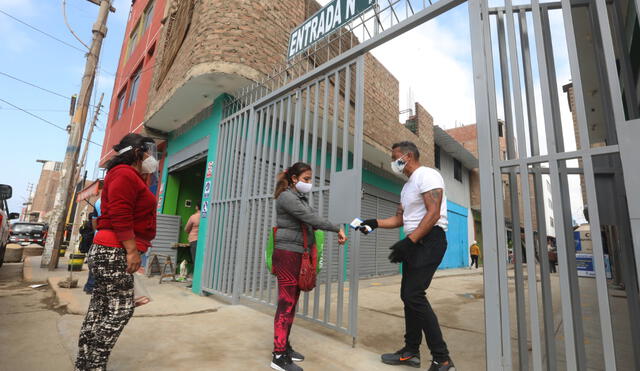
[147,214,181,270]
[359,194,378,277]
[359,190,401,278]
[376,198,400,276]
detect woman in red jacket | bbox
[75,133,158,371]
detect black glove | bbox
[388,238,418,263]
[358,219,378,234]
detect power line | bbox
[0,71,70,100]
[62,0,91,50]
[0,9,88,53]
[0,107,68,112]
[0,71,101,109]
[0,98,102,147]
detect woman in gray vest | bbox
[270,162,346,371]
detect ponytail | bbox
[273,162,312,199]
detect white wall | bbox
[437,149,471,209]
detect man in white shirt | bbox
[359,141,454,371]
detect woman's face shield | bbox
[145,141,160,195]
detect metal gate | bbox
[202,57,365,340]
[198,0,640,365]
[469,0,640,370]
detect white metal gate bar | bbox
[470,0,640,370]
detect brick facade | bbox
[148,0,438,167]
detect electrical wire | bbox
[62,0,91,50]
[0,71,101,109]
[0,9,87,53]
[0,71,70,100]
[0,98,102,147]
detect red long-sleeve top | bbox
[94,164,157,253]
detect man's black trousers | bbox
[400,226,449,362]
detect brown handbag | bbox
[298,224,317,292]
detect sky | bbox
[0,0,585,224]
[0,0,130,213]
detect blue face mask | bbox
[391,154,407,174]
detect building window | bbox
[126,20,141,59]
[54,162,62,171]
[147,42,156,59]
[115,88,126,120]
[454,159,462,182]
[435,145,441,169]
[143,1,155,33]
[128,65,142,106]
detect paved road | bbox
[0,263,74,371]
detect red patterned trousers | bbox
[273,248,302,352]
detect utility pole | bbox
[42,0,115,269]
[68,93,103,253]
[21,183,34,221]
[78,93,103,177]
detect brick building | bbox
[30,160,62,223]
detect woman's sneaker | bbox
[287,344,305,362]
[271,352,303,371]
[380,347,421,368]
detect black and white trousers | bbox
[75,244,135,371]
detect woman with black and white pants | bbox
[75,133,158,371]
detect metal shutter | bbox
[147,214,181,269]
[359,193,379,277]
[376,198,401,276]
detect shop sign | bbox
[201,200,209,218]
[206,161,214,178]
[203,181,211,199]
[287,0,376,59]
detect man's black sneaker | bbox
[428,359,456,371]
[380,348,421,368]
[271,352,303,371]
[287,344,305,362]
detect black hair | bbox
[274,162,312,199]
[392,141,420,160]
[105,133,155,171]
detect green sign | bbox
[287,0,376,60]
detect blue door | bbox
[440,201,468,269]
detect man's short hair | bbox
[392,141,420,160]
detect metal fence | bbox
[202,57,366,341]
[200,0,640,365]
[469,0,640,370]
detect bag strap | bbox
[301,224,308,253]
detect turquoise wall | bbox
[157,95,226,295]
[440,200,469,269]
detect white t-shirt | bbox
[401,166,448,234]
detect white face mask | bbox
[141,155,159,174]
[295,180,313,193]
[391,154,408,174]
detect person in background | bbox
[469,240,480,269]
[271,162,347,371]
[75,133,158,371]
[184,203,200,288]
[359,141,455,371]
[548,243,558,273]
[83,199,101,294]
